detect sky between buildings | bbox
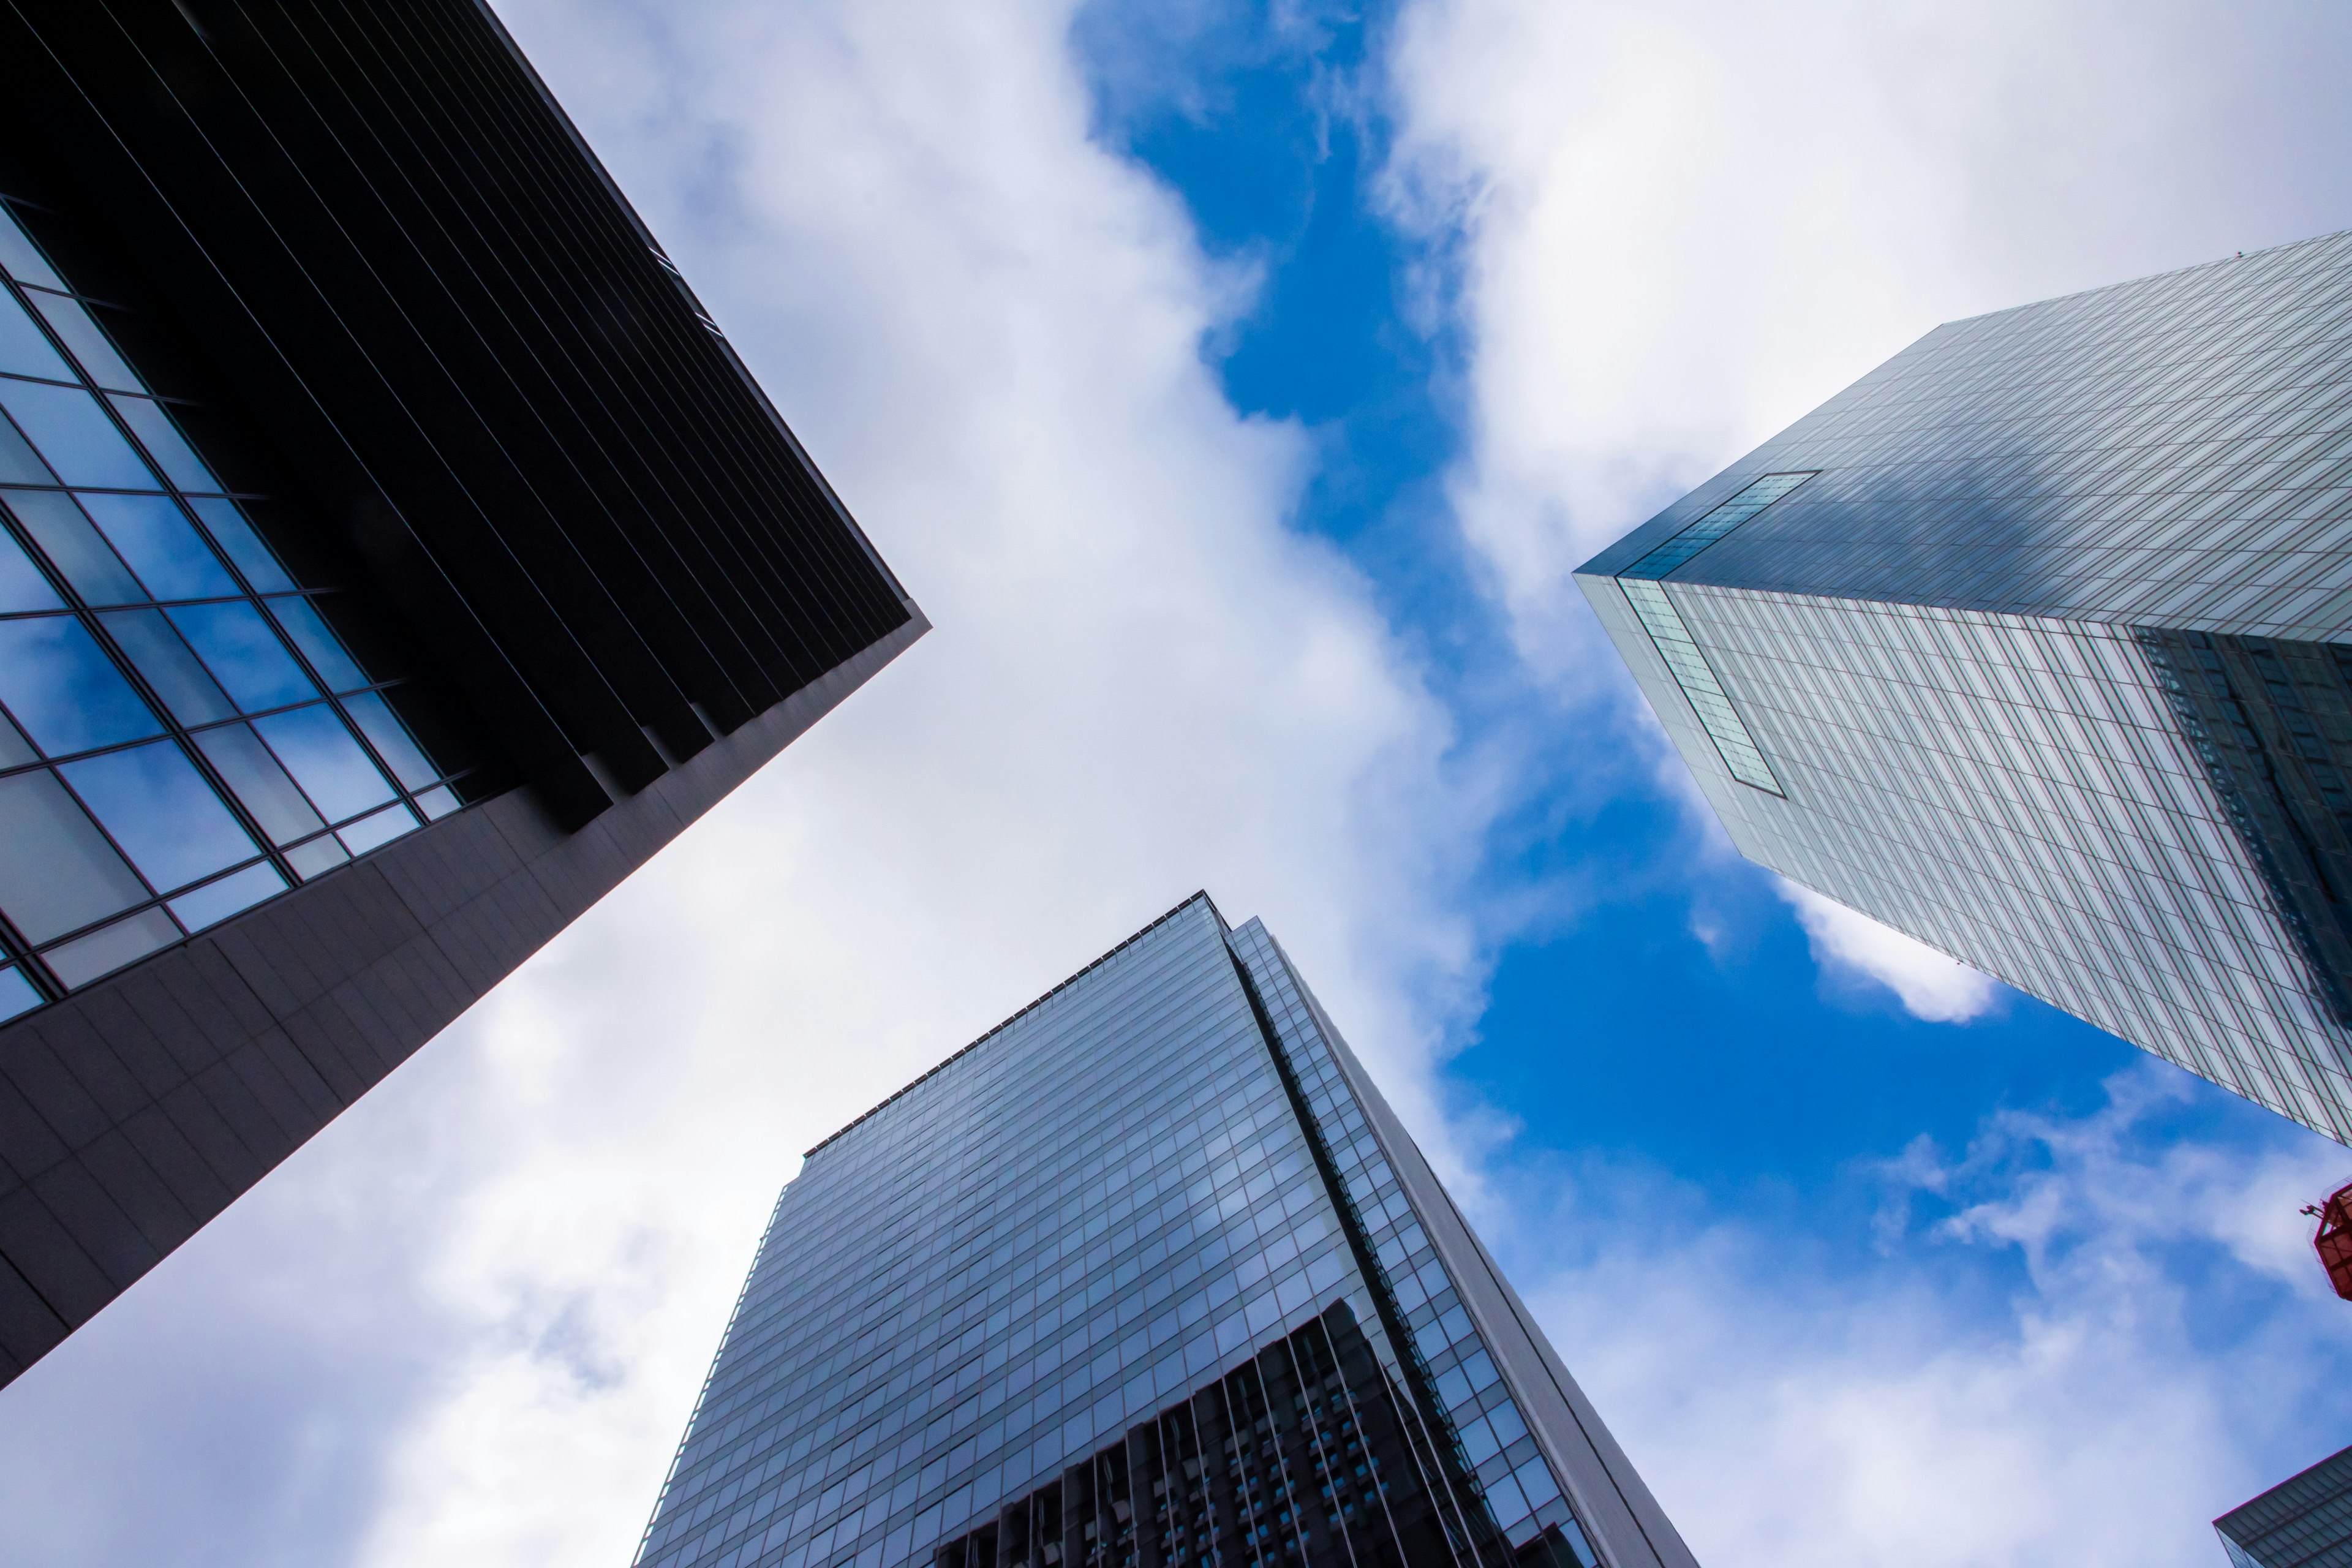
[2,2,2350,1566]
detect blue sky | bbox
[1,2,2350,1566]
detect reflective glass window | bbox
[0,192,485,1013]
[4,491,141,603]
[254,704,395,823]
[0,379,155,489]
[79,493,238,600]
[0,615,162,753]
[60,741,260,894]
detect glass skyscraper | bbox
[635,895,1696,1568]
[2214,1441,2352,1568]
[0,0,919,1388]
[1577,232,2352,1144]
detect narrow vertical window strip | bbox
[1620,469,1815,580]
[1619,579,1785,796]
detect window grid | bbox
[0,197,477,1016]
[1619,470,1815,580]
[1619,578,1785,795]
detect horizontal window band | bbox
[1620,470,1817,581]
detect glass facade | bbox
[1577,230,2352,1144]
[2214,1441,2352,1568]
[0,194,477,1017]
[633,897,1684,1568]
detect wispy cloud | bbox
[1478,1062,2352,1567]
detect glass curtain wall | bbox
[0,196,476,1017]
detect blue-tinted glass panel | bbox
[1619,578,1784,794]
[0,292,70,381]
[78,493,237,600]
[268,598,369,692]
[192,722,323,845]
[168,600,317,712]
[336,802,418,856]
[99,609,236,725]
[0,380,156,489]
[254,704,394,822]
[188,498,295,593]
[0,416,50,484]
[43,907,179,989]
[0,712,33,771]
[0,767,150,943]
[0,966,38,1023]
[0,209,64,290]
[0,525,61,612]
[167,860,287,932]
[1621,470,1814,579]
[29,293,144,393]
[0,615,164,754]
[341,690,437,787]
[108,396,219,492]
[283,834,347,880]
[5,490,143,605]
[61,740,258,894]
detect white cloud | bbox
[0,1,1496,1564]
[1483,1063,2352,1568]
[1780,881,2002,1024]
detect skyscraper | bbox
[1575,232,2352,1144]
[0,1,920,1387]
[635,895,1696,1568]
[2214,1441,2352,1568]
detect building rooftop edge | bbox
[1569,226,2352,582]
[801,889,1227,1159]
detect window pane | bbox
[99,608,236,725]
[167,600,318,712]
[5,489,143,604]
[168,860,285,932]
[336,801,417,856]
[61,739,257,894]
[43,907,179,989]
[0,615,164,754]
[268,597,369,692]
[29,293,144,393]
[0,380,156,489]
[0,290,70,381]
[254,704,394,822]
[0,524,61,612]
[412,783,460,820]
[340,690,437,788]
[284,834,347,880]
[0,413,52,484]
[108,396,219,492]
[78,493,236,600]
[194,722,323,844]
[0,965,38,1023]
[0,767,150,942]
[188,499,296,593]
[0,710,34,771]
[0,211,65,290]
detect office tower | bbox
[1575,232,2352,1144]
[635,895,1696,1568]
[0,1,921,1388]
[2215,1442,2352,1568]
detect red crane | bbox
[2306,1181,2352,1302]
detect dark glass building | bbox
[633,895,1697,1568]
[0,1,921,1387]
[2215,1442,2352,1568]
[1576,232,2352,1144]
